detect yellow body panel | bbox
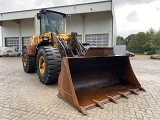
[30,32,70,47]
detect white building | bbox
[0,0,116,52]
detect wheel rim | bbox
[39,56,45,75]
[23,54,27,67]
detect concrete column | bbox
[12,20,21,52]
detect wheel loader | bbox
[22,9,146,115]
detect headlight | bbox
[43,37,49,41]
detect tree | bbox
[116,36,125,45]
[150,33,160,50]
[148,28,155,34]
[118,28,160,53]
[127,32,150,53]
[125,34,135,50]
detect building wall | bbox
[0,1,117,49]
[66,14,83,36]
[2,21,19,38]
[2,18,34,38]
[20,18,34,50]
[1,11,115,50]
[2,19,34,50]
[20,18,34,37]
[66,11,113,45]
[0,1,111,21]
[2,21,20,49]
[84,11,112,46]
[84,12,112,34]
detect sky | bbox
[114,0,160,37]
[0,0,160,38]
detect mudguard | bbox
[24,45,36,56]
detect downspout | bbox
[111,0,114,47]
[1,26,4,47]
[80,14,85,43]
[0,21,3,46]
[19,21,22,52]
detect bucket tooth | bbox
[106,96,118,104]
[129,89,139,95]
[92,100,104,109]
[79,107,87,115]
[139,87,146,92]
[118,92,129,99]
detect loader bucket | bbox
[58,56,145,115]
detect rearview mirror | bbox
[37,13,41,19]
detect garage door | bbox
[5,37,19,51]
[22,37,31,47]
[86,34,109,46]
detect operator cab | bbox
[35,9,68,35]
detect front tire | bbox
[22,47,36,73]
[37,46,61,85]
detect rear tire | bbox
[22,47,37,73]
[37,46,61,85]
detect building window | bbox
[86,34,109,46]
[22,37,31,47]
[5,37,19,51]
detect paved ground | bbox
[0,55,160,120]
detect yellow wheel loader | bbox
[22,9,145,115]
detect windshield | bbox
[41,12,66,34]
